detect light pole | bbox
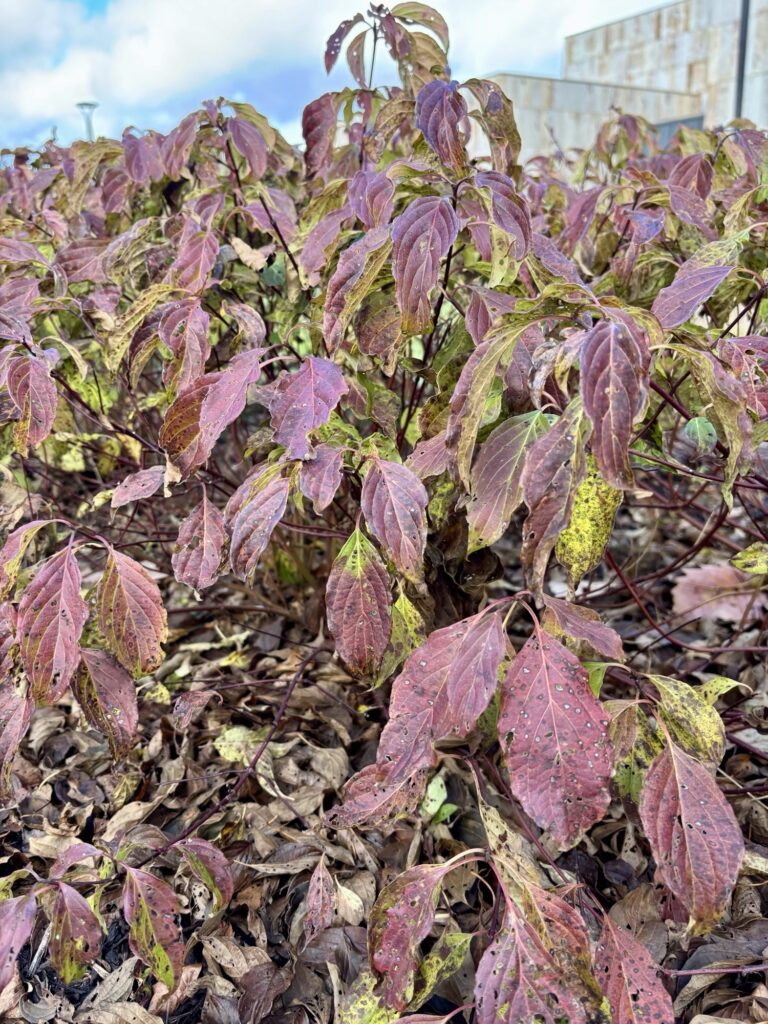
[76,102,98,141]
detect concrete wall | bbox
[480,73,701,159]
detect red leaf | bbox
[475,913,588,1024]
[324,14,364,72]
[111,466,165,510]
[369,863,454,1010]
[498,627,613,847]
[651,263,732,329]
[0,893,36,990]
[299,443,343,512]
[228,117,268,180]
[326,529,392,677]
[172,490,225,591]
[580,320,650,488]
[541,596,625,661]
[304,855,335,944]
[18,545,88,703]
[268,356,348,459]
[5,354,57,453]
[47,881,102,984]
[97,549,167,677]
[391,196,458,334]
[72,648,138,758]
[406,431,449,480]
[415,80,467,173]
[122,865,184,990]
[177,837,234,912]
[467,411,549,552]
[354,292,402,367]
[360,458,428,582]
[302,93,338,178]
[225,465,290,581]
[464,286,517,345]
[638,742,744,931]
[159,348,261,478]
[348,170,396,229]
[596,916,674,1024]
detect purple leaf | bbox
[111,466,165,509]
[406,431,449,480]
[299,443,343,512]
[326,758,430,828]
[158,298,211,396]
[326,529,392,677]
[360,458,428,581]
[0,238,48,266]
[391,196,458,334]
[541,596,625,662]
[48,882,102,984]
[161,111,199,178]
[415,80,467,173]
[464,286,517,346]
[172,490,225,591]
[268,356,348,459]
[580,320,650,488]
[122,865,183,990]
[228,117,268,180]
[53,238,107,283]
[298,205,350,287]
[73,648,138,758]
[348,170,396,229]
[323,226,391,351]
[325,14,364,72]
[123,130,163,184]
[18,546,88,704]
[467,411,549,552]
[302,94,338,179]
[5,354,57,453]
[499,627,613,847]
[651,262,732,329]
[167,218,218,293]
[0,894,36,990]
[225,465,290,581]
[97,549,167,677]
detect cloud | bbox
[0,0,655,147]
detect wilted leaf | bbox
[122,866,183,990]
[499,627,613,847]
[304,855,335,944]
[638,742,744,932]
[73,648,138,758]
[98,549,167,677]
[326,529,392,677]
[18,545,88,703]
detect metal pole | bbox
[76,102,98,141]
[735,0,750,118]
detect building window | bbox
[655,116,704,148]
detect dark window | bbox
[655,115,704,147]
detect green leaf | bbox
[730,542,768,574]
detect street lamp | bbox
[76,102,98,141]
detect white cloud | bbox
[0,0,659,146]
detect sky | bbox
[0,0,655,149]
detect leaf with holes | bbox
[326,529,392,677]
[467,411,549,552]
[178,838,234,912]
[596,916,673,1024]
[499,627,613,848]
[268,356,348,459]
[18,545,88,703]
[361,458,427,582]
[0,893,36,990]
[72,648,138,758]
[391,196,458,334]
[97,549,167,677]
[172,490,225,591]
[579,320,649,488]
[304,855,336,944]
[638,742,744,932]
[47,881,102,984]
[225,464,290,581]
[324,14,364,72]
[369,863,454,1010]
[122,866,183,991]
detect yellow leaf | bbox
[730,542,768,575]
[650,675,725,765]
[555,455,622,588]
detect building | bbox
[487,0,765,159]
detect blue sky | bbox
[0,0,652,149]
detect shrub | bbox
[0,3,767,1020]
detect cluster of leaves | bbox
[1,2,768,1021]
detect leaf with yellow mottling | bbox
[650,675,725,766]
[730,542,768,574]
[607,700,664,804]
[555,455,622,588]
